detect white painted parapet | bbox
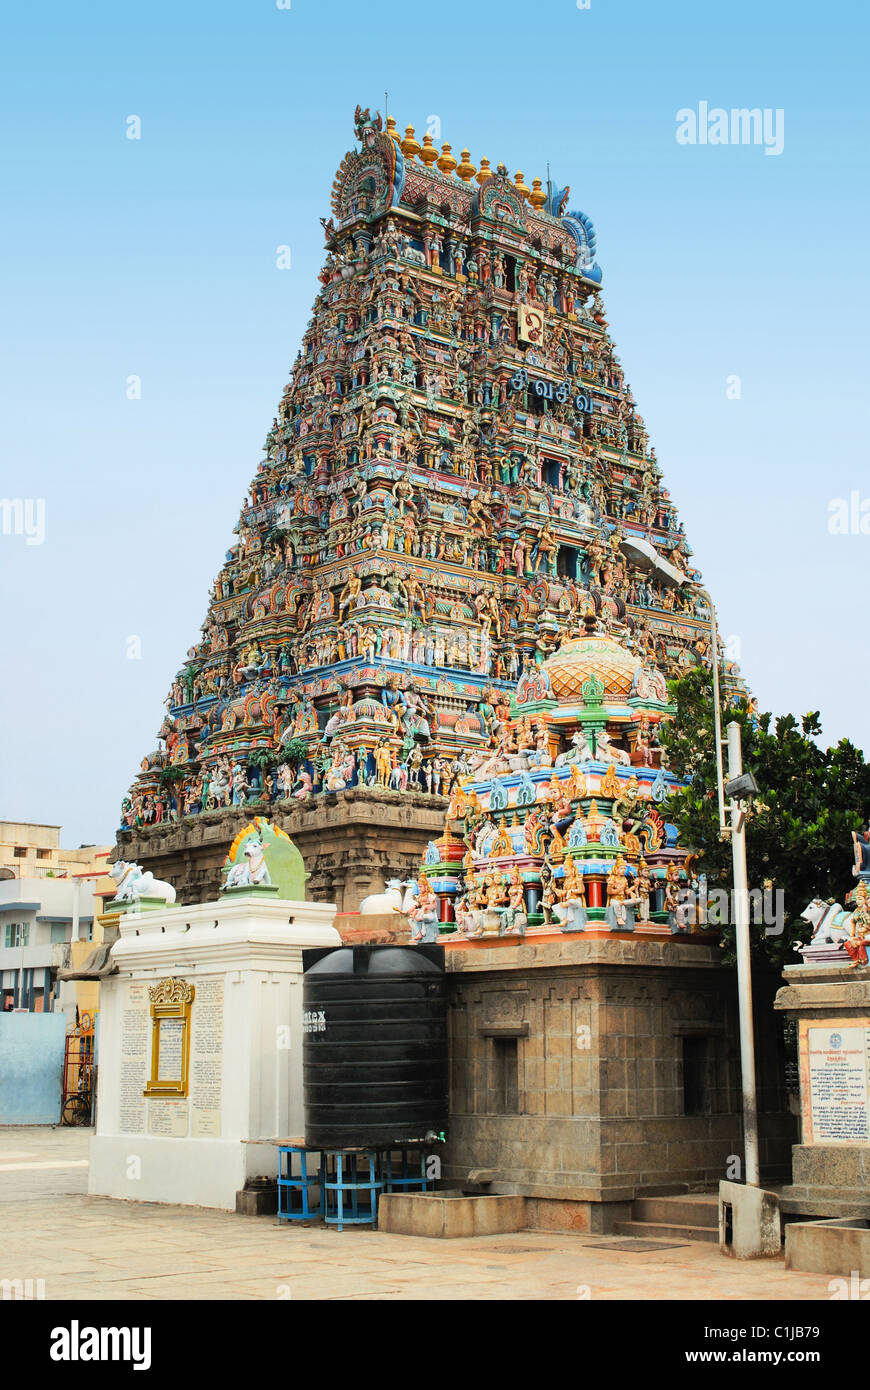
[89,892,340,1210]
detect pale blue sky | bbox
[1,0,867,846]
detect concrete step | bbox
[614,1218,719,1244]
[633,1196,719,1228]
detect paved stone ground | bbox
[0,1127,835,1301]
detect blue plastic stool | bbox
[323,1149,383,1230]
[277,1145,324,1221]
[383,1147,432,1193]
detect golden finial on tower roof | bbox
[476,158,493,185]
[385,115,401,145]
[514,170,531,201]
[437,141,458,176]
[401,125,421,160]
[419,133,438,167]
[456,149,476,182]
[529,177,547,210]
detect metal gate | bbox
[61,1013,96,1126]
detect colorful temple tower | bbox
[118,106,742,910]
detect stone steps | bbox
[634,1195,719,1228]
[613,1193,720,1243]
[614,1218,719,1244]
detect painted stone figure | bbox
[554,856,587,933]
[409,875,440,944]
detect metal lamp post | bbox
[726,719,760,1187]
[701,589,760,1187]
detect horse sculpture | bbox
[389,764,408,791]
[110,860,176,904]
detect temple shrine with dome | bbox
[396,609,793,1221]
[414,608,694,940]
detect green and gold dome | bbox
[541,630,643,703]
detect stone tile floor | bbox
[0,1127,836,1301]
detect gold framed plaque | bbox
[144,978,195,1098]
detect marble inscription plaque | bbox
[156,1017,185,1082]
[148,1098,189,1138]
[805,1023,870,1144]
[118,981,148,1134]
[190,977,224,1138]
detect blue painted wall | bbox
[0,1013,67,1124]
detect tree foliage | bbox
[659,668,870,966]
[277,737,308,768]
[158,764,187,789]
[248,748,277,772]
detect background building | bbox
[0,822,109,882]
[0,823,113,1024]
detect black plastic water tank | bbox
[302,944,448,1148]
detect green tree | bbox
[660,668,870,965]
[277,737,308,770]
[247,749,278,801]
[158,764,188,818]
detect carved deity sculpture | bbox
[843,881,870,967]
[606,854,635,930]
[635,858,652,921]
[409,874,440,943]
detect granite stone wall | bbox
[442,935,795,1227]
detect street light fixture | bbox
[697,586,760,1188]
[724,771,759,803]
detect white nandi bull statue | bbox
[359,878,417,916]
[110,860,176,905]
[596,731,631,766]
[555,730,595,768]
[794,896,858,963]
[223,836,271,889]
[400,239,426,266]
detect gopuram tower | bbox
[118,106,742,912]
